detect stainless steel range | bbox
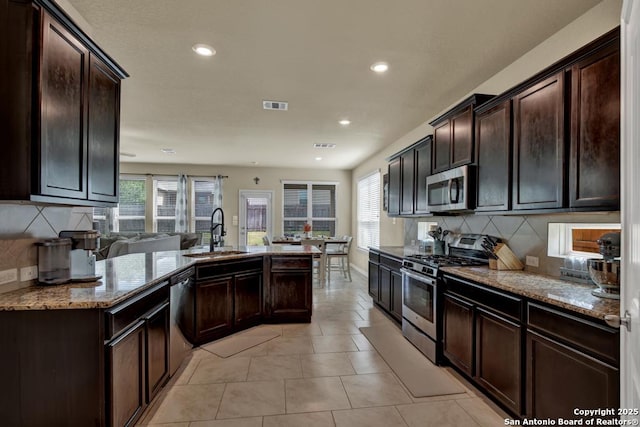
[401,234,498,364]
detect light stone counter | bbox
[0,245,318,311]
[441,266,619,320]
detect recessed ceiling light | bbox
[192,43,216,57]
[315,157,322,161]
[370,62,389,73]
[339,119,351,126]
[161,148,176,154]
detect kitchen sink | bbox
[183,250,247,258]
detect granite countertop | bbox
[440,266,619,320]
[0,245,319,311]
[369,246,419,259]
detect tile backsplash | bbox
[0,204,94,293]
[405,211,621,277]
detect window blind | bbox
[357,172,380,249]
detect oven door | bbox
[401,268,437,339]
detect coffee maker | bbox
[58,230,102,282]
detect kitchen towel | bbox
[359,325,465,397]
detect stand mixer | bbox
[587,232,621,299]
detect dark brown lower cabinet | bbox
[390,270,403,322]
[234,271,263,329]
[268,256,312,322]
[442,273,620,419]
[105,283,171,427]
[145,302,170,403]
[368,250,402,323]
[475,308,521,414]
[526,331,618,419]
[368,260,380,300]
[442,293,474,376]
[379,265,392,311]
[195,277,234,342]
[107,320,146,427]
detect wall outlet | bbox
[0,268,18,285]
[526,256,539,267]
[20,265,38,282]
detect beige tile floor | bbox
[138,269,510,427]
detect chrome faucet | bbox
[209,207,226,251]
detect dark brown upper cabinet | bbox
[475,100,512,212]
[569,41,620,209]
[472,28,620,214]
[414,138,433,214]
[386,136,432,217]
[1,0,128,207]
[387,157,401,216]
[512,71,565,210]
[430,94,494,174]
[88,55,122,203]
[400,149,416,215]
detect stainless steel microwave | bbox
[426,165,474,212]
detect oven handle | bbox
[400,268,437,286]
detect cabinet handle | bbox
[604,311,631,331]
[144,301,170,321]
[449,178,459,203]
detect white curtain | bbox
[212,175,224,211]
[211,175,224,244]
[175,173,188,232]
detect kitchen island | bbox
[0,245,317,427]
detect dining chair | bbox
[325,236,352,282]
[301,238,325,285]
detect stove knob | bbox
[422,267,428,274]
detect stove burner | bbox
[405,254,486,267]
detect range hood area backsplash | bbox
[404,212,621,277]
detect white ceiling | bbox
[67,0,599,170]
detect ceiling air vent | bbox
[263,100,288,111]
[313,143,336,149]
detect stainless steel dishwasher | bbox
[169,266,195,376]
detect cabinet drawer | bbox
[443,275,523,321]
[104,281,169,340]
[380,254,401,270]
[368,251,380,263]
[271,256,312,270]
[527,303,619,366]
[197,257,263,279]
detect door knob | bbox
[604,311,631,331]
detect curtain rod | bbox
[143,174,229,179]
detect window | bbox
[547,222,621,258]
[357,171,380,250]
[153,177,177,232]
[117,176,147,232]
[283,182,337,237]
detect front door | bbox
[239,190,273,246]
[621,0,640,415]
